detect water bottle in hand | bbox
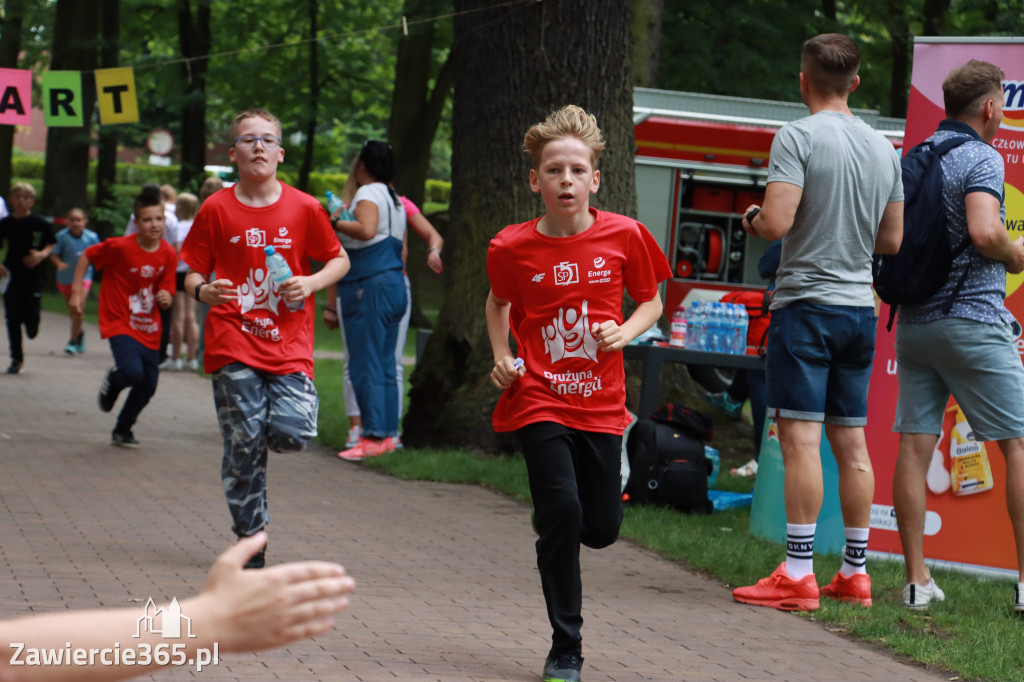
[264,246,304,312]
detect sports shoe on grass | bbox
[338,437,396,461]
[819,571,872,606]
[345,425,362,449]
[731,458,758,477]
[111,430,140,448]
[97,368,122,412]
[542,652,583,682]
[706,391,743,421]
[1014,582,1023,614]
[733,563,820,611]
[902,579,944,610]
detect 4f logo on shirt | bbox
[553,261,579,286]
[245,228,266,248]
[531,273,545,283]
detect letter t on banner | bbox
[0,68,33,126]
[95,67,139,124]
[42,71,84,127]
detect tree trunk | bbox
[388,0,454,210]
[42,1,98,217]
[922,0,950,36]
[297,0,319,193]
[94,0,120,239]
[632,0,664,87]
[178,0,212,193]
[404,0,635,452]
[887,0,910,118]
[0,0,24,198]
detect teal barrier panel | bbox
[748,414,847,555]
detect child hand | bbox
[279,276,313,305]
[591,321,625,352]
[190,532,355,653]
[490,356,524,390]
[156,289,173,309]
[204,278,238,305]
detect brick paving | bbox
[0,311,948,681]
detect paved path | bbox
[0,312,947,681]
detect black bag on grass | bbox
[626,409,713,514]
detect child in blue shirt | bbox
[50,207,100,354]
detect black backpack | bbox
[872,134,974,330]
[625,405,714,514]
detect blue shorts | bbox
[894,318,1024,441]
[766,302,877,425]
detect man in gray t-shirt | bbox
[732,33,903,613]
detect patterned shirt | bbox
[900,119,1013,325]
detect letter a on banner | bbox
[43,71,84,127]
[95,67,139,124]
[0,68,32,126]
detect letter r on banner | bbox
[0,68,32,126]
[42,71,84,127]
[94,67,139,124]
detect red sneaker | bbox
[338,437,396,461]
[819,571,872,606]
[732,563,820,611]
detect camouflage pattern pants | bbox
[211,362,319,537]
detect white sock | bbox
[840,527,869,576]
[785,523,816,579]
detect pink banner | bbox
[868,40,1024,575]
[0,68,32,126]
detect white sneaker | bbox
[186,358,199,371]
[903,579,945,610]
[158,358,176,371]
[1016,582,1024,613]
[345,425,362,449]
[173,358,185,371]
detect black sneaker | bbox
[542,652,583,682]
[97,368,121,412]
[245,547,266,569]
[111,430,140,448]
[6,361,22,374]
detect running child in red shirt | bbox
[181,108,349,569]
[71,190,177,448]
[486,105,672,682]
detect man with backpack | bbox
[890,60,1024,613]
[731,33,904,612]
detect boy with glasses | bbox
[182,108,349,568]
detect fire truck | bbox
[632,87,905,390]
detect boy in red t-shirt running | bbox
[181,108,349,569]
[485,105,672,682]
[71,191,177,447]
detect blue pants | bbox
[339,269,407,438]
[108,335,159,433]
[211,362,319,537]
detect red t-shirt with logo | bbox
[86,236,178,350]
[180,182,341,378]
[487,209,672,435]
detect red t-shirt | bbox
[86,236,178,350]
[487,209,672,435]
[180,182,342,378]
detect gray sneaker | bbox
[903,579,945,610]
[543,653,583,682]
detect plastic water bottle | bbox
[670,304,688,348]
[686,301,703,350]
[264,246,304,312]
[698,301,712,351]
[735,304,749,354]
[326,190,343,214]
[710,303,724,353]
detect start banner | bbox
[867,38,1024,577]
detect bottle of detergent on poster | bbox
[946,404,993,496]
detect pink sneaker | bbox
[819,571,872,606]
[733,563,820,611]
[338,437,396,461]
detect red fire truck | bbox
[632,87,905,390]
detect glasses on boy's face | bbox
[234,135,282,149]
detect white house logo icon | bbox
[134,597,196,639]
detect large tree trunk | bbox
[42,1,98,216]
[404,0,635,452]
[887,0,910,118]
[632,0,664,88]
[94,0,120,239]
[178,0,212,193]
[0,0,24,199]
[922,0,951,36]
[388,0,454,210]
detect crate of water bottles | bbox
[671,300,749,355]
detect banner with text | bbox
[0,67,139,127]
